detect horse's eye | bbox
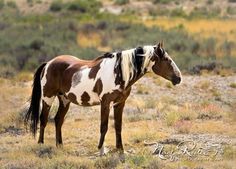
[163,57,168,61]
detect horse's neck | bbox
[125,70,147,90]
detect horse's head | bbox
[151,42,182,85]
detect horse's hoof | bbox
[99,146,109,156]
[56,143,63,148]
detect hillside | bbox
[0,0,236,77]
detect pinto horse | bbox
[25,42,181,155]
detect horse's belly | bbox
[67,89,100,106]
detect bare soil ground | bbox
[0,74,236,168]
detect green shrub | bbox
[130,155,146,166]
[189,6,220,18]
[94,155,120,169]
[115,0,129,5]
[227,6,236,15]
[50,1,63,12]
[207,0,213,5]
[66,0,101,13]
[6,1,17,8]
[170,8,187,17]
[149,7,171,16]
[153,0,172,4]
[0,0,4,9]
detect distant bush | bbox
[221,40,234,56]
[227,6,236,15]
[149,7,170,16]
[170,8,187,17]
[153,0,172,4]
[6,1,17,8]
[0,66,16,78]
[228,0,236,2]
[0,0,4,9]
[207,0,213,5]
[189,6,220,18]
[66,0,101,13]
[50,1,63,12]
[115,0,129,5]
[30,39,44,50]
[27,0,34,6]
[203,38,216,58]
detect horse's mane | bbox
[119,46,155,87]
[95,46,155,88]
[94,52,114,61]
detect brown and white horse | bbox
[25,42,181,155]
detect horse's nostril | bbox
[177,77,181,83]
[172,76,181,85]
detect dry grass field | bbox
[0,73,236,169]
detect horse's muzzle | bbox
[172,76,181,85]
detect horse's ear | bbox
[160,41,164,48]
[157,41,164,48]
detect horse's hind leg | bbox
[38,98,54,144]
[54,95,70,147]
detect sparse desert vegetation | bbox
[0,0,236,168]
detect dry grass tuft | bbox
[174,120,192,134]
[94,154,120,169]
[197,80,211,90]
[229,82,236,88]
[223,146,236,160]
[136,83,150,94]
[14,72,33,82]
[77,32,100,47]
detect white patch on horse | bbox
[42,96,55,106]
[121,49,135,87]
[99,145,109,156]
[67,56,120,105]
[59,95,69,107]
[41,60,55,106]
[166,52,182,78]
[142,46,155,72]
[99,56,120,96]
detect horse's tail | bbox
[24,62,47,137]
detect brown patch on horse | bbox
[67,92,78,104]
[81,92,90,106]
[101,88,131,105]
[88,62,101,79]
[93,78,103,96]
[43,55,101,93]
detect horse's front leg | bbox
[98,102,110,155]
[113,101,125,152]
